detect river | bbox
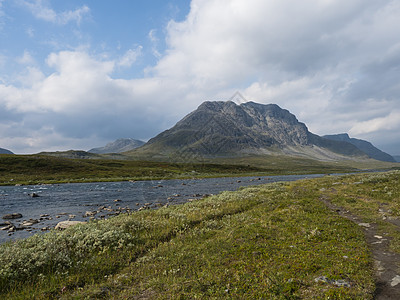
[0,174,323,243]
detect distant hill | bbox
[88,138,145,154]
[0,148,13,154]
[323,133,396,162]
[394,156,400,163]
[38,150,101,159]
[130,101,367,161]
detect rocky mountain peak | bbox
[144,100,313,155]
[88,138,145,154]
[132,100,370,160]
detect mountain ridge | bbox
[88,138,145,154]
[323,133,395,162]
[0,148,13,155]
[131,101,368,161]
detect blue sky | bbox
[1,0,189,80]
[0,0,400,155]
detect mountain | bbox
[0,148,13,154]
[323,133,396,162]
[88,138,145,154]
[131,101,366,161]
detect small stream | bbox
[0,174,323,243]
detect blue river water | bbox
[0,174,324,243]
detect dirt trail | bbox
[320,196,400,299]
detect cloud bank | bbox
[1,0,400,154]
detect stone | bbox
[314,276,350,287]
[29,193,40,197]
[84,211,97,217]
[14,225,27,231]
[20,219,39,226]
[0,225,13,231]
[358,223,371,228]
[2,213,23,220]
[55,221,86,230]
[391,275,400,287]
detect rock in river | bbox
[55,221,86,230]
[20,219,39,227]
[2,213,23,220]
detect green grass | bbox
[0,152,383,186]
[314,171,400,254]
[2,171,394,299]
[0,154,266,186]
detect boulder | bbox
[0,224,13,231]
[20,219,39,226]
[29,193,40,197]
[2,213,23,220]
[55,221,86,230]
[84,211,97,217]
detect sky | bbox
[0,0,399,155]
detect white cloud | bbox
[118,46,143,68]
[148,29,158,43]
[148,29,162,58]
[0,50,185,153]
[16,50,35,65]
[59,5,90,25]
[350,111,400,135]
[19,0,90,25]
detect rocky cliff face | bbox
[323,133,396,162]
[89,138,145,154]
[144,101,310,154]
[139,101,365,159]
[0,148,13,155]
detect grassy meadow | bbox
[1,153,397,186]
[0,154,264,186]
[2,170,399,298]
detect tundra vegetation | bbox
[1,153,397,186]
[1,171,399,299]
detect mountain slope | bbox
[0,148,13,154]
[323,133,396,162]
[88,138,145,154]
[131,101,366,161]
